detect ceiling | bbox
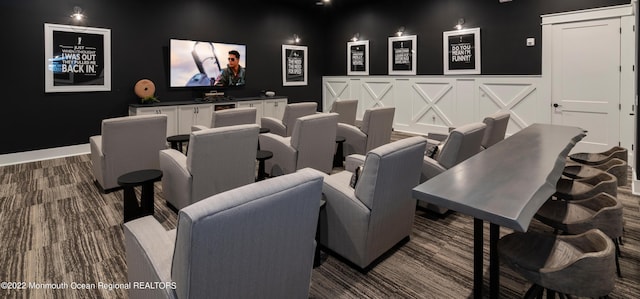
[270,0,367,9]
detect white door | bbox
[550,18,621,154]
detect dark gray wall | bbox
[0,0,632,155]
[0,0,323,154]
[321,0,630,75]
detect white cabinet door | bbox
[236,100,263,124]
[263,98,287,120]
[129,106,178,137]
[128,99,288,136]
[177,104,213,134]
[194,104,213,128]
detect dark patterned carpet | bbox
[0,134,638,298]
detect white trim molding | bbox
[540,4,634,25]
[0,144,89,167]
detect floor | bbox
[0,137,638,298]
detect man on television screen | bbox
[214,50,245,86]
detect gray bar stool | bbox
[554,171,618,200]
[498,229,616,298]
[565,157,628,187]
[534,192,624,277]
[568,145,627,165]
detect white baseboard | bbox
[0,144,90,167]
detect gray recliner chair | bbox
[259,113,338,176]
[90,114,168,192]
[480,110,510,149]
[192,107,257,131]
[260,102,317,137]
[427,111,510,150]
[330,99,358,126]
[124,168,324,299]
[337,106,395,157]
[160,124,259,210]
[319,136,427,270]
[420,122,486,214]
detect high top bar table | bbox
[412,123,586,298]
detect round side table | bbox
[117,169,163,222]
[256,150,273,181]
[167,134,190,153]
[333,136,346,167]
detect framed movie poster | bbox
[282,44,308,86]
[44,23,111,92]
[347,40,369,75]
[443,28,481,75]
[388,35,416,75]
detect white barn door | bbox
[549,17,621,154]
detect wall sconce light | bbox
[454,18,465,30]
[70,6,85,22]
[351,33,360,42]
[315,0,331,5]
[396,26,405,37]
[293,34,301,44]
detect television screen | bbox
[170,38,246,88]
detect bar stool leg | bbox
[523,284,543,299]
[614,238,622,277]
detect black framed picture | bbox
[443,28,481,75]
[388,35,417,75]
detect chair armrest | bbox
[320,171,370,248]
[425,138,443,149]
[89,135,105,186]
[123,216,177,299]
[259,133,297,175]
[427,132,448,142]
[421,157,447,182]
[89,135,103,158]
[260,117,287,136]
[191,125,209,132]
[345,154,366,172]
[159,149,192,210]
[337,123,367,155]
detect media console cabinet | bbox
[129,96,287,137]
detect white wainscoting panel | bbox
[324,75,545,137]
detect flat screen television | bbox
[170,38,246,88]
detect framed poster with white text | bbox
[388,35,416,75]
[282,44,308,86]
[347,40,369,75]
[443,28,481,75]
[44,23,111,92]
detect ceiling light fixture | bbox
[454,18,465,30]
[70,6,85,22]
